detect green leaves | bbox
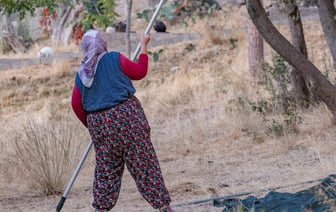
[159,2,175,20]
[0,0,59,20]
[137,9,152,22]
[137,0,177,23]
[0,0,32,19]
[185,43,196,52]
[203,2,217,16]
[0,0,118,27]
[82,0,119,28]
[148,49,164,62]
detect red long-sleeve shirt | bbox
[71,53,148,128]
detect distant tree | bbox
[246,0,336,120]
[316,0,336,68]
[2,13,27,53]
[0,0,67,49]
[0,0,52,20]
[126,0,133,58]
[52,1,85,46]
[82,0,118,28]
[0,0,118,49]
[247,0,264,79]
[279,0,310,109]
[0,0,43,53]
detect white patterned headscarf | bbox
[77,29,107,88]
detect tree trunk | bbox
[247,4,264,79]
[126,0,133,58]
[53,2,84,46]
[2,14,27,53]
[246,0,336,120]
[317,0,336,68]
[285,2,310,109]
[4,14,15,34]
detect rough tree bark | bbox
[284,2,310,109]
[126,0,133,58]
[52,2,84,46]
[317,0,336,68]
[247,0,264,79]
[246,0,336,120]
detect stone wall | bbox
[0,32,201,70]
[105,31,200,54]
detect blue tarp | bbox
[214,175,336,212]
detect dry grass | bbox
[1,5,336,212]
[0,58,76,115]
[7,111,86,195]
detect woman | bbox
[71,29,174,212]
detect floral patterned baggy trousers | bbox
[87,96,171,210]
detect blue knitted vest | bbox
[75,51,136,112]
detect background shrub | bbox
[10,110,86,195]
